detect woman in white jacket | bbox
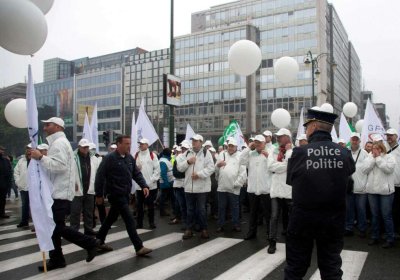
[364,141,396,248]
[215,140,247,232]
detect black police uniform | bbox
[284,129,355,280]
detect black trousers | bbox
[50,199,97,262]
[247,193,271,237]
[136,189,157,226]
[284,207,344,280]
[0,186,8,216]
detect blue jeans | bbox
[185,192,207,230]
[345,193,367,232]
[217,192,240,227]
[97,194,143,251]
[174,188,186,223]
[19,190,30,225]
[368,193,395,242]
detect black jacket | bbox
[0,154,12,189]
[95,151,148,197]
[287,130,355,212]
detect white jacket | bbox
[268,146,292,199]
[40,131,76,201]
[239,147,270,195]
[14,157,29,191]
[350,147,369,194]
[387,144,400,186]
[177,148,215,193]
[364,153,396,195]
[215,150,247,195]
[134,149,160,190]
[74,151,100,196]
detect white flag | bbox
[130,112,138,156]
[82,112,92,142]
[339,113,353,146]
[185,123,195,141]
[136,98,159,146]
[234,122,246,151]
[361,99,385,146]
[26,65,55,252]
[297,107,305,137]
[331,125,338,143]
[90,103,99,153]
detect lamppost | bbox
[304,51,337,106]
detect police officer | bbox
[284,108,355,280]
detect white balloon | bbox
[4,98,27,128]
[343,102,358,118]
[271,108,291,128]
[355,119,364,133]
[274,56,299,83]
[0,0,48,55]
[29,0,54,14]
[320,103,334,113]
[228,40,262,76]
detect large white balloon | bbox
[320,103,334,113]
[4,98,27,128]
[274,56,299,83]
[0,0,48,55]
[29,0,54,14]
[228,40,262,76]
[271,108,291,128]
[355,119,364,133]
[343,102,358,118]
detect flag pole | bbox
[42,252,47,273]
[158,138,165,149]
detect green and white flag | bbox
[219,120,245,150]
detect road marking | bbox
[117,237,243,280]
[214,243,286,280]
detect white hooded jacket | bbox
[215,150,247,195]
[268,145,292,199]
[14,157,29,191]
[133,149,160,190]
[387,144,400,186]
[350,147,369,194]
[364,153,396,195]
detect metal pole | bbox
[168,0,175,148]
[311,59,315,107]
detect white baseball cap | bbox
[203,140,213,147]
[138,138,149,144]
[228,139,238,146]
[275,128,292,137]
[89,143,96,150]
[110,144,117,149]
[371,134,384,142]
[297,134,307,141]
[385,128,398,136]
[181,142,190,149]
[254,134,266,142]
[37,143,49,150]
[262,130,272,137]
[41,117,65,128]
[78,138,91,147]
[191,134,204,141]
[338,139,346,144]
[350,132,361,139]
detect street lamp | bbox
[304,51,337,106]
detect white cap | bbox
[371,134,384,142]
[227,139,238,146]
[223,141,228,146]
[297,134,307,141]
[203,140,213,147]
[41,117,65,128]
[338,139,346,144]
[190,134,204,142]
[262,130,272,137]
[37,143,49,150]
[385,128,398,136]
[78,138,91,147]
[275,128,292,137]
[176,146,182,152]
[181,142,190,149]
[138,138,149,144]
[350,132,361,139]
[209,147,216,153]
[89,143,96,150]
[254,134,266,142]
[110,144,117,149]
[173,144,178,149]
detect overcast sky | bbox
[1,0,399,129]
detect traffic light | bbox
[103,131,110,147]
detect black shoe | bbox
[38,260,66,272]
[344,230,354,237]
[368,239,379,246]
[232,226,241,232]
[244,232,256,240]
[382,241,394,249]
[86,241,99,262]
[216,227,224,233]
[17,223,29,228]
[149,223,157,229]
[0,214,10,219]
[183,230,193,240]
[268,240,277,254]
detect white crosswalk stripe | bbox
[0,221,370,280]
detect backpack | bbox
[172,160,185,179]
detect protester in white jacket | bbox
[385,128,400,236]
[215,139,247,232]
[70,139,100,235]
[170,145,188,225]
[134,138,160,229]
[177,134,215,240]
[239,134,271,241]
[267,128,293,254]
[14,144,32,228]
[345,133,369,237]
[30,117,99,271]
[363,141,396,248]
